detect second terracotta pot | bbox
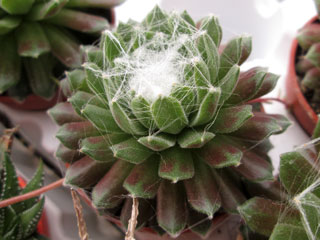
[285,16,318,135]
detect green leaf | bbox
[48,102,84,126]
[102,31,125,65]
[210,105,253,133]
[159,147,194,182]
[55,143,83,163]
[238,197,291,236]
[180,10,195,27]
[199,136,242,168]
[252,72,279,99]
[269,223,308,240]
[123,155,160,198]
[170,85,196,116]
[1,153,20,200]
[23,54,56,99]
[45,9,109,33]
[20,197,44,239]
[199,15,222,47]
[231,113,282,141]
[187,209,212,237]
[16,22,50,58]
[138,133,175,151]
[269,114,291,134]
[280,150,320,196]
[151,96,188,134]
[157,181,187,237]
[211,169,246,212]
[219,35,252,79]
[83,63,104,97]
[190,87,221,127]
[110,99,147,135]
[1,0,35,14]
[27,0,68,21]
[226,67,268,104]
[218,64,240,103]
[111,138,153,164]
[65,156,112,188]
[81,46,104,68]
[298,193,320,240]
[184,160,221,217]
[177,129,215,148]
[44,25,81,68]
[0,34,21,94]
[82,104,123,133]
[131,96,154,129]
[143,5,171,34]
[1,206,17,238]
[92,160,134,209]
[193,58,211,103]
[66,69,90,93]
[197,32,219,84]
[68,91,106,116]
[306,42,320,68]
[233,151,274,182]
[3,222,23,240]
[80,134,129,162]
[0,16,21,35]
[21,161,44,209]
[56,121,102,149]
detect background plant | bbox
[0,0,124,100]
[295,0,320,113]
[0,130,47,240]
[50,6,290,238]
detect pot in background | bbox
[285,16,318,135]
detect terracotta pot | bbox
[0,91,62,111]
[285,16,318,135]
[77,189,241,240]
[18,177,50,237]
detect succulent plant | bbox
[296,0,320,113]
[0,130,47,240]
[0,0,124,101]
[49,6,290,238]
[239,118,320,240]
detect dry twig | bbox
[71,189,89,240]
[125,197,139,240]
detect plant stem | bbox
[125,197,139,240]
[0,178,64,208]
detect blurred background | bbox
[0,0,317,239]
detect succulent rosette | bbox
[0,0,124,100]
[49,6,290,237]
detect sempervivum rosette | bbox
[0,0,124,100]
[49,6,290,238]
